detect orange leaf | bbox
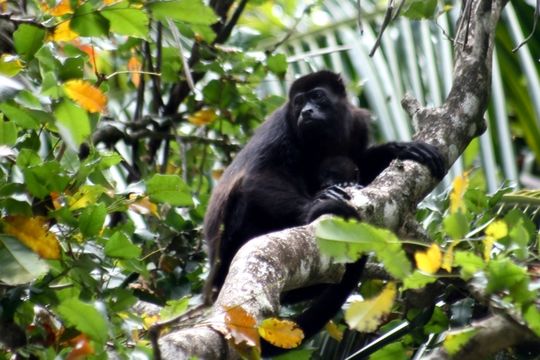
[415,243,442,274]
[66,334,94,360]
[50,21,78,42]
[258,318,304,349]
[127,54,142,87]
[63,80,107,113]
[224,306,260,348]
[40,0,73,16]
[188,109,217,126]
[4,216,61,259]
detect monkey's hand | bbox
[305,184,362,222]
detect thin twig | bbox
[0,12,46,28]
[369,0,395,57]
[166,18,195,93]
[512,0,539,52]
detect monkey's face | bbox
[291,87,343,141]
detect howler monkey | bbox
[203,71,445,354]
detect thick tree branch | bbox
[158,1,510,358]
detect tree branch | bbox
[157,0,510,358]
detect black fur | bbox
[203,71,445,355]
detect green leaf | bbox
[57,298,108,344]
[315,218,412,279]
[54,100,91,151]
[370,342,408,360]
[402,0,438,20]
[523,304,540,337]
[267,54,288,76]
[146,174,193,206]
[0,120,17,145]
[402,270,437,290]
[160,297,190,321]
[101,2,149,39]
[0,54,23,77]
[22,161,70,199]
[443,212,469,240]
[148,0,218,25]
[0,235,49,285]
[71,3,110,37]
[0,102,40,129]
[443,328,477,355]
[486,258,534,304]
[13,24,46,61]
[105,232,141,259]
[79,203,107,237]
[454,251,484,280]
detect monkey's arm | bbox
[359,141,445,185]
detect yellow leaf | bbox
[345,282,397,332]
[415,243,442,274]
[63,80,107,113]
[325,320,343,342]
[483,220,507,262]
[0,0,7,12]
[4,216,61,259]
[127,54,142,87]
[441,239,460,272]
[40,0,73,16]
[142,314,160,329]
[258,318,304,349]
[483,236,495,262]
[67,185,105,211]
[129,195,160,218]
[50,20,78,42]
[485,220,508,240]
[449,171,470,214]
[188,109,217,126]
[224,306,260,348]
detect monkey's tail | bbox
[261,255,368,357]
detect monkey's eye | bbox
[293,94,305,107]
[311,89,326,101]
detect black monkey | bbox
[203,71,445,354]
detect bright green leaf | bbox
[443,328,476,355]
[105,232,141,259]
[0,120,17,145]
[0,235,49,285]
[71,3,110,37]
[54,100,91,151]
[148,0,218,25]
[402,270,437,290]
[0,102,40,129]
[160,297,190,321]
[267,54,287,76]
[0,54,23,77]
[454,251,484,280]
[22,161,70,199]
[79,203,107,237]
[57,298,108,344]
[146,174,193,206]
[443,212,469,240]
[315,218,412,279]
[13,24,46,61]
[370,342,408,360]
[101,2,149,38]
[523,305,540,337]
